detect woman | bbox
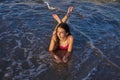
[49,6,74,63]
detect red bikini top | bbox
[58,44,69,50]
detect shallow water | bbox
[0,0,120,80]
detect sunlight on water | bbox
[0,0,120,80]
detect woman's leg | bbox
[52,6,73,24]
[62,6,73,23]
[52,6,73,33]
[52,14,61,24]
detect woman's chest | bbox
[59,39,69,46]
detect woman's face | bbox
[57,27,67,39]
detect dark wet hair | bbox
[55,23,71,48]
[57,23,71,35]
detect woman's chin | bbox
[58,37,61,39]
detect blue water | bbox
[0,0,120,80]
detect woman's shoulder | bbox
[67,35,74,42]
[68,35,74,39]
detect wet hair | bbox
[57,23,71,35]
[55,23,71,48]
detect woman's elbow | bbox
[49,48,52,52]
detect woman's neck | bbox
[60,36,67,42]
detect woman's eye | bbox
[57,30,65,34]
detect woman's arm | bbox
[66,35,74,57]
[62,35,74,63]
[49,37,62,62]
[49,37,57,57]
[49,36,56,53]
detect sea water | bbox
[0,0,120,80]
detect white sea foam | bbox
[44,1,56,10]
[82,67,97,80]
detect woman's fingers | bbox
[53,55,62,63]
[52,31,56,35]
[63,56,68,63]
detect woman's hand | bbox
[63,56,68,63]
[52,30,56,35]
[53,55,62,63]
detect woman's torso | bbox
[58,36,69,50]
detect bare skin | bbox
[52,6,73,32]
[49,6,74,63]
